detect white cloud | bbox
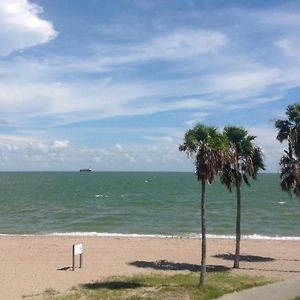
[259,10,300,27]
[89,29,229,67]
[276,38,300,61]
[115,143,123,152]
[0,0,57,56]
[0,134,34,144]
[208,68,281,96]
[184,112,210,127]
[52,140,70,149]
[140,30,229,60]
[142,136,174,142]
[124,153,136,163]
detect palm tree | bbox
[179,124,226,287]
[275,103,300,200]
[221,126,264,269]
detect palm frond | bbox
[275,119,291,142]
[243,173,250,186]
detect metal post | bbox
[72,245,75,271]
[79,253,82,268]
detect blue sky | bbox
[0,0,299,171]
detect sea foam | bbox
[1,232,299,240]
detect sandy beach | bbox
[0,236,299,299]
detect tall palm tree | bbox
[221,126,264,269]
[179,124,226,287]
[275,103,300,200]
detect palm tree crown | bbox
[275,103,300,199]
[221,126,265,190]
[179,124,226,182]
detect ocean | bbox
[0,172,299,239]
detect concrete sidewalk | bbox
[218,276,300,300]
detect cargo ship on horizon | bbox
[79,168,92,172]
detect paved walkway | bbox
[218,276,300,300]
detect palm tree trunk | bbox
[200,180,206,288]
[234,183,241,269]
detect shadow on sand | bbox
[57,266,73,271]
[214,253,275,262]
[215,253,300,273]
[129,259,230,272]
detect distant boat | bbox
[79,168,92,172]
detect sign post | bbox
[72,243,83,271]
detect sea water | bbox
[0,172,299,239]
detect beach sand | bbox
[0,236,299,299]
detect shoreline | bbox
[0,235,299,299]
[1,232,300,240]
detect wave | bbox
[1,232,300,240]
[206,234,300,240]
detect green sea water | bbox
[0,172,299,238]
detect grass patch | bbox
[29,272,274,300]
[23,288,59,299]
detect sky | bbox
[0,0,299,172]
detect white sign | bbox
[74,243,83,255]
